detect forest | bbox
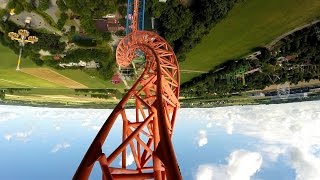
[181,22,320,97]
[146,0,244,61]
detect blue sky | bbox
[0,101,320,180]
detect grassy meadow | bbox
[179,0,320,83]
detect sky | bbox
[0,101,320,180]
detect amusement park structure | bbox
[8,29,38,70]
[74,0,182,179]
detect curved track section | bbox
[73,31,182,180]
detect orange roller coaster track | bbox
[73,0,182,179]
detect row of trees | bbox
[74,88,122,99]
[146,0,243,61]
[0,90,5,100]
[181,22,320,97]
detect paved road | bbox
[45,0,60,23]
[266,19,320,49]
[0,0,9,9]
[10,11,62,35]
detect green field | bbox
[0,43,36,68]
[180,0,320,83]
[57,69,126,89]
[0,43,122,89]
[0,44,64,88]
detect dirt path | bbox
[266,19,320,49]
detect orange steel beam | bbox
[132,0,140,32]
[74,0,182,179]
[74,31,182,180]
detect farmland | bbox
[179,0,320,83]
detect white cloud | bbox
[261,145,287,162]
[198,130,208,147]
[81,119,102,131]
[118,152,134,167]
[91,126,101,131]
[182,101,320,180]
[81,119,91,127]
[225,121,233,135]
[196,150,262,180]
[0,112,18,122]
[4,134,12,141]
[226,150,263,180]
[4,128,33,141]
[196,165,216,180]
[290,147,320,180]
[51,142,71,153]
[55,126,61,131]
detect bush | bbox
[72,35,97,47]
[69,25,76,35]
[115,30,125,37]
[57,12,68,29]
[100,32,112,41]
[38,0,50,11]
[30,54,44,66]
[56,0,68,11]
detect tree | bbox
[159,1,193,44]
[100,32,112,41]
[15,2,24,14]
[57,12,68,29]
[258,48,271,63]
[56,0,68,11]
[70,26,76,35]
[115,30,125,37]
[38,0,50,11]
[0,90,5,100]
[118,5,127,17]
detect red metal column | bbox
[74,0,182,179]
[73,31,182,179]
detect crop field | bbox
[21,68,88,88]
[179,0,320,83]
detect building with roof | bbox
[96,18,120,33]
[112,74,121,84]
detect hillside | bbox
[180,0,320,83]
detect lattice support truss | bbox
[73,31,182,180]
